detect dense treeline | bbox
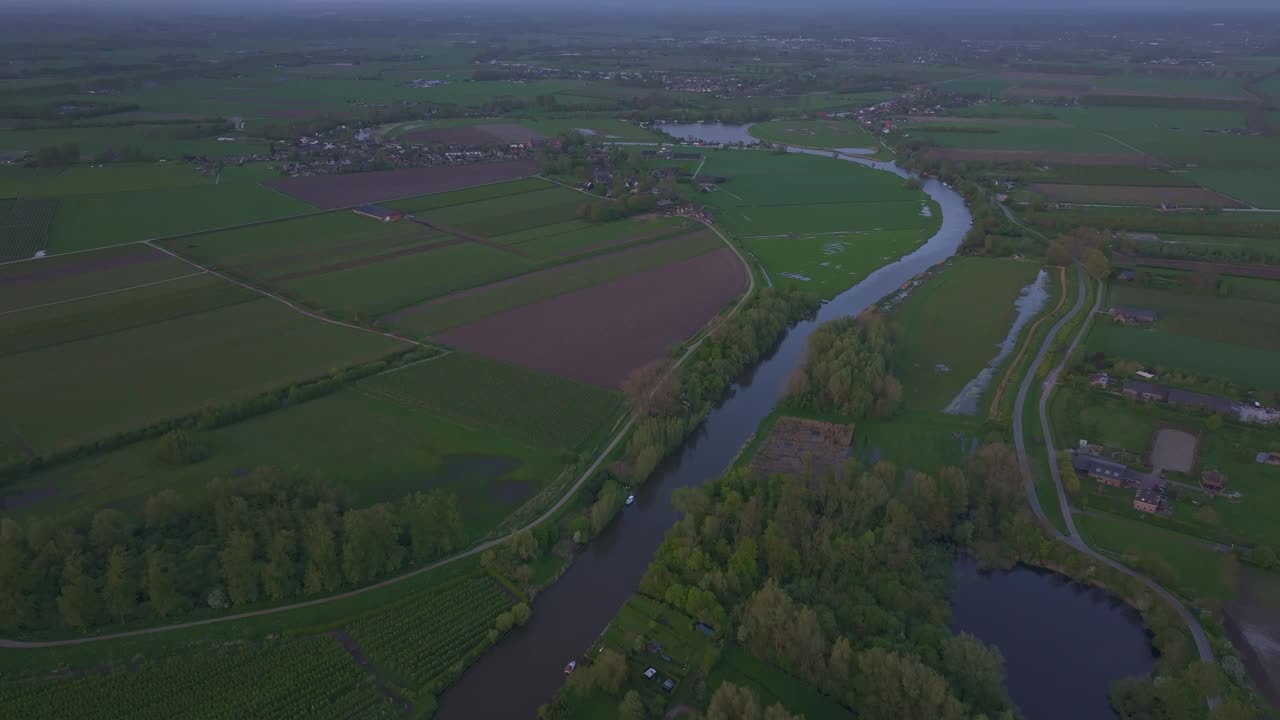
[0,470,465,633]
[627,449,1027,719]
[1120,237,1280,266]
[787,314,902,419]
[612,287,819,488]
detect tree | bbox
[972,443,1023,514]
[56,551,99,631]
[261,530,298,601]
[103,545,139,623]
[496,611,514,633]
[405,490,464,562]
[154,429,208,465]
[618,690,645,720]
[144,546,182,618]
[512,602,532,626]
[940,633,1009,717]
[341,504,403,584]
[592,648,628,693]
[219,529,259,606]
[707,682,761,720]
[302,511,341,594]
[856,648,965,720]
[1083,248,1111,280]
[827,636,853,693]
[89,509,130,552]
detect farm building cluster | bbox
[1089,373,1280,427]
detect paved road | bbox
[1011,267,1218,681]
[0,222,757,650]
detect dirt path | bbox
[988,264,1066,417]
[326,631,413,716]
[0,220,755,650]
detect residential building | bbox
[1070,452,1131,487]
[1133,486,1162,514]
[1200,469,1227,493]
[1108,306,1159,324]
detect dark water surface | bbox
[951,556,1156,720]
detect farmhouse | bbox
[1257,451,1280,466]
[1122,380,1169,403]
[1132,485,1163,514]
[1108,306,1158,324]
[1121,380,1237,416]
[1200,469,1227,493]
[352,204,404,222]
[1070,452,1131,487]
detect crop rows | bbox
[348,572,512,691]
[0,636,400,720]
[0,197,57,261]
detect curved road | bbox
[1011,266,1217,674]
[0,223,756,651]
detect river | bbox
[436,124,1145,718]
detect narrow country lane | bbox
[1010,266,1218,687]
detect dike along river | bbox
[437,124,1152,719]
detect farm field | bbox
[17,163,213,196]
[1185,170,1280,210]
[385,229,718,336]
[3,374,570,536]
[747,119,879,150]
[742,227,932,299]
[47,183,314,252]
[0,125,270,160]
[1030,183,1244,208]
[1052,106,1247,131]
[912,124,1133,153]
[0,272,408,456]
[264,160,538,208]
[0,243,196,311]
[892,258,1044,414]
[0,197,57,261]
[1075,513,1236,601]
[0,635,402,720]
[437,246,747,387]
[927,148,1157,166]
[695,149,939,267]
[1084,284,1280,390]
[359,352,622,452]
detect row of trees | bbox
[787,314,902,420]
[0,470,465,632]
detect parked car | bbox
[661,678,676,694]
[625,494,636,506]
[643,667,657,680]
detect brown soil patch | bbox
[903,115,1069,128]
[265,160,538,209]
[381,232,705,324]
[436,247,747,387]
[1112,253,1280,280]
[400,123,546,146]
[750,418,853,478]
[925,149,1159,167]
[1031,183,1246,209]
[1148,425,1200,474]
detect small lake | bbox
[944,269,1049,415]
[951,556,1156,720]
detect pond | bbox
[951,556,1156,720]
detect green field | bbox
[4,375,569,535]
[0,197,57,261]
[0,243,198,311]
[0,273,408,455]
[748,119,879,151]
[694,149,938,296]
[359,352,622,452]
[0,125,269,160]
[1084,284,1280,390]
[1185,169,1280,209]
[894,258,1044,414]
[48,182,314,251]
[912,125,1134,153]
[18,163,214,196]
[1077,509,1236,602]
[1054,107,1247,132]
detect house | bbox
[1123,380,1168,403]
[1133,486,1162,514]
[1108,306,1159,324]
[1257,451,1280,466]
[1200,469,1227,493]
[1070,452,1131,487]
[352,204,403,222]
[656,199,675,209]
[1090,372,1111,388]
